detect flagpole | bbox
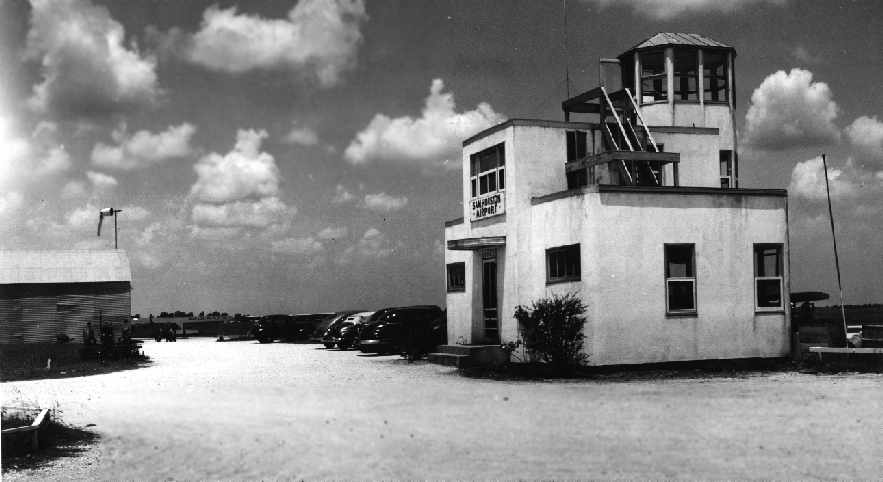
[114,210,118,249]
[820,154,848,342]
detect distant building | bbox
[444,33,790,365]
[0,250,132,344]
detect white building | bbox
[442,33,790,366]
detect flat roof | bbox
[463,119,599,147]
[0,250,132,284]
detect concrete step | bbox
[427,352,472,368]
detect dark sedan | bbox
[357,305,443,355]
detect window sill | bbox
[546,277,581,286]
[666,311,698,318]
[447,288,466,293]
[755,308,785,314]
[640,100,669,106]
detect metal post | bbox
[821,154,848,340]
[113,211,118,249]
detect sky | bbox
[1,0,881,316]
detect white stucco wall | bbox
[525,190,789,366]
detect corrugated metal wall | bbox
[0,282,131,343]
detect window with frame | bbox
[470,143,505,198]
[754,244,783,310]
[665,244,696,314]
[674,49,699,101]
[566,131,588,162]
[720,150,733,188]
[447,262,466,292]
[703,50,729,103]
[546,244,580,284]
[640,51,667,103]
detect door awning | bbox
[447,236,506,251]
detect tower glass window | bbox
[674,49,699,101]
[640,51,667,103]
[703,50,729,103]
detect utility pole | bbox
[98,208,123,249]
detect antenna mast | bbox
[821,154,848,342]
[563,0,571,98]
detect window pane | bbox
[668,280,695,311]
[641,51,667,102]
[757,279,782,307]
[666,245,694,277]
[674,49,698,101]
[547,245,580,281]
[480,175,488,194]
[576,131,587,158]
[567,131,576,161]
[754,245,782,277]
[471,178,476,197]
[703,51,728,102]
[721,178,730,189]
[498,168,504,190]
[487,172,496,192]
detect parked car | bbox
[310,311,360,344]
[253,314,287,343]
[285,313,336,341]
[323,311,375,349]
[357,306,443,354]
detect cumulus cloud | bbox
[92,123,196,170]
[331,184,356,204]
[344,79,505,170]
[845,115,883,162]
[34,146,71,176]
[744,68,840,150]
[363,192,408,212]
[339,227,397,263]
[191,196,291,228]
[178,0,367,87]
[121,205,150,221]
[86,171,118,191]
[190,129,280,203]
[317,226,348,240]
[271,236,324,256]
[589,0,786,19]
[25,0,159,118]
[60,180,88,199]
[66,203,99,227]
[0,192,24,220]
[789,157,862,201]
[283,125,319,146]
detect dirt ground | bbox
[2,338,881,480]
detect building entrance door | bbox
[481,249,500,344]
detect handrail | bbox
[624,87,659,152]
[600,86,634,151]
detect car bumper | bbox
[357,339,395,352]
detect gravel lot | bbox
[3,338,881,479]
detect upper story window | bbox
[566,131,588,162]
[720,150,734,188]
[703,50,729,103]
[640,51,667,103]
[470,143,505,198]
[674,49,699,101]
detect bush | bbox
[513,292,588,374]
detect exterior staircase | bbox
[428,344,508,368]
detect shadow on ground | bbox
[2,420,99,473]
[1,357,152,383]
